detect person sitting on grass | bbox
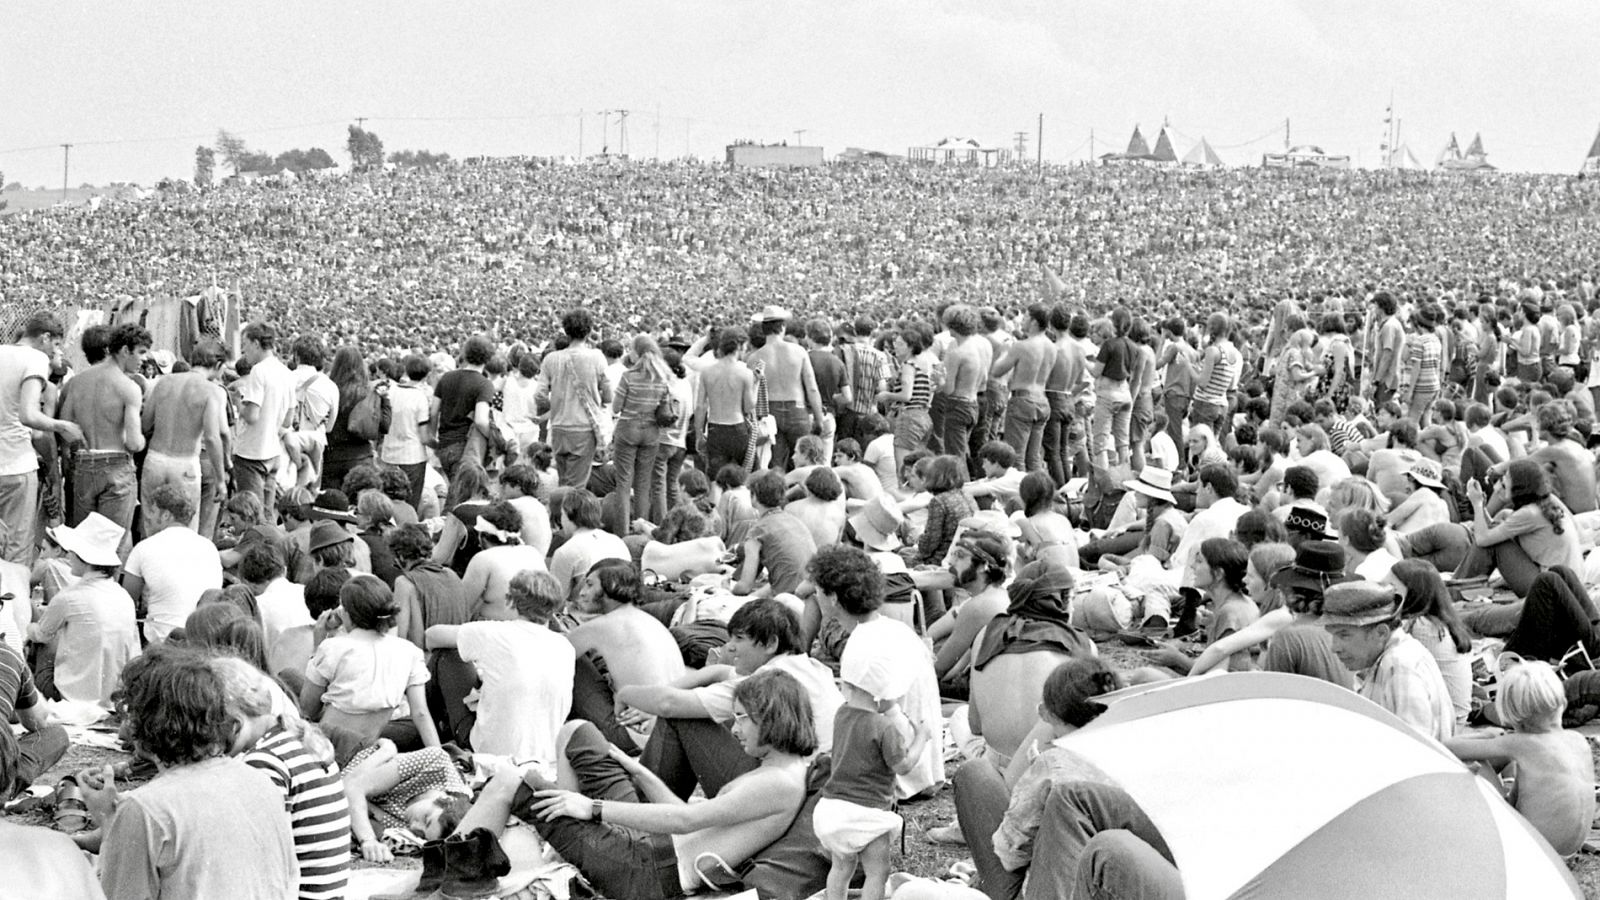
[460,668,816,900]
[815,648,935,900]
[0,725,106,900]
[1445,661,1596,858]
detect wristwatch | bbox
[592,799,604,823]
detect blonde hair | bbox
[1496,660,1565,732]
[210,654,337,766]
[1326,476,1390,517]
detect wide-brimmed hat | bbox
[49,513,124,567]
[1407,458,1445,490]
[1319,581,1401,627]
[308,489,357,525]
[849,495,903,552]
[308,520,354,554]
[663,334,693,351]
[1123,467,1177,504]
[1283,505,1331,539]
[753,304,792,323]
[1270,540,1351,593]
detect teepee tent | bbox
[1182,138,1225,167]
[1068,673,1579,899]
[1581,125,1600,175]
[1150,128,1178,163]
[1467,133,1485,157]
[1436,133,1462,166]
[1387,143,1423,170]
[1124,126,1152,158]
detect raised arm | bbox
[1187,607,1294,677]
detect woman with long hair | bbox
[429,461,496,577]
[1457,458,1581,598]
[612,334,672,530]
[324,345,387,491]
[1309,313,1353,412]
[1269,320,1317,424]
[1386,560,1473,727]
[876,323,938,474]
[651,347,696,523]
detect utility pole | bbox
[616,110,630,157]
[794,129,807,146]
[655,105,662,161]
[1090,128,1095,162]
[578,109,584,159]
[60,144,72,201]
[1036,113,1043,173]
[1013,131,1029,160]
[1285,118,1291,151]
[355,117,368,130]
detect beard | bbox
[948,560,976,587]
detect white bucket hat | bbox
[49,513,125,568]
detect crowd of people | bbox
[1,157,1599,899]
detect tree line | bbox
[193,126,451,186]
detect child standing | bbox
[814,648,933,900]
[1445,661,1596,857]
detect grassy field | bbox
[1,187,125,215]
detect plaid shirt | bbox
[842,342,889,415]
[1356,630,1454,742]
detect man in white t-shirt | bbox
[426,569,574,771]
[288,335,338,488]
[233,322,297,514]
[237,543,314,679]
[617,599,844,800]
[547,490,630,606]
[0,312,82,565]
[122,484,223,644]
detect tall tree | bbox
[194,146,215,187]
[346,126,384,172]
[215,130,250,175]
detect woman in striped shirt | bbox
[612,334,673,531]
[1189,313,1242,437]
[878,323,938,472]
[214,655,352,900]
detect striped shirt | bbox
[613,368,670,423]
[892,361,934,411]
[1192,341,1242,406]
[244,727,352,900]
[1399,332,1442,396]
[1325,416,1362,456]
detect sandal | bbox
[52,778,89,835]
[694,852,744,891]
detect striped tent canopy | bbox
[1068,672,1580,899]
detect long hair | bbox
[329,345,371,411]
[732,669,817,758]
[628,333,671,383]
[446,462,492,510]
[114,645,236,767]
[185,603,272,673]
[1390,560,1473,654]
[209,654,337,767]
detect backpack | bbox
[654,389,682,428]
[347,390,386,442]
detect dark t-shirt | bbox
[810,349,846,413]
[1094,337,1132,382]
[434,370,494,448]
[822,705,906,809]
[750,511,817,595]
[1260,621,1354,689]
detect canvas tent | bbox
[1439,132,1495,172]
[1067,673,1579,899]
[1386,144,1424,170]
[1150,128,1178,163]
[1182,138,1225,167]
[1262,145,1351,169]
[1101,126,1154,163]
[1580,125,1600,175]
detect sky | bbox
[4,1,1598,187]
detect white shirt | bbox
[124,526,223,643]
[549,528,631,602]
[1172,497,1249,587]
[1149,431,1179,471]
[235,354,296,461]
[841,617,945,799]
[457,619,575,765]
[864,434,898,494]
[257,579,315,677]
[692,653,845,752]
[291,364,338,433]
[306,629,428,715]
[0,344,48,477]
[380,382,432,466]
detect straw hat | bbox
[1123,467,1177,504]
[849,495,904,552]
[1406,458,1445,490]
[49,513,124,568]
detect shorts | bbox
[893,407,932,453]
[812,797,904,856]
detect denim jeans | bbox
[768,402,811,473]
[511,722,683,899]
[552,426,598,488]
[1501,567,1599,662]
[611,418,660,529]
[1128,392,1153,473]
[1162,392,1189,468]
[942,397,979,471]
[652,445,687,523]
[1091,386,1133,469]
[1003,394,1049,473]
[9,724,68,798]
[640,716,759,801]
[232,454,279,518]
[704,422,750,480]
[70,452,138,544]
[0,471,38,565]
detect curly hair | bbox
[656,505,708,545]
[115,644,236,767]
[386,522,434,565]
[1041,658,1119,728]
[807,545,885,617]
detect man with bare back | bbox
[141,339,229,532]
[993,304,1055,473]
[938,307,990,473]
[748,307,823,472]
[567,558,688,751]
[57,323,147,545]
[696,327,756,477]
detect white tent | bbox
[1182,138,1225,167]
[1068,673,1579,899]
[1386,144,1424,170]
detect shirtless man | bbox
[748,310,822,472]
[696,327,755,477]
[57,323,147,543]
[141,339,228,532]
[992,304,1054,473]
[980,307,1015,446]
[567,558,687,749]
[459,501,547,620]
[937,307,991,473]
